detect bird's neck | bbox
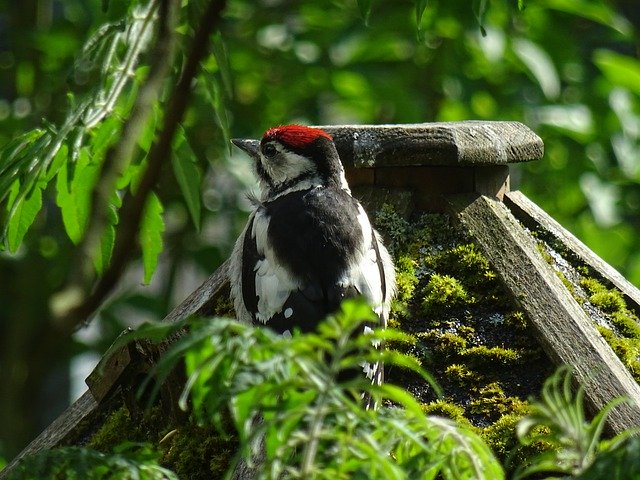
[261,173,349,202]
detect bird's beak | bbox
[231,138,261,160]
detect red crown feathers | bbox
[263,125,333,148]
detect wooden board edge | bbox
[446,193,640,434]
[504,190,640,317]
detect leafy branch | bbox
[56,0,228,333]
[146,299,503,479]
[0,1,160,251]
[513,366,630,479]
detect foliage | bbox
[2,0,640,464]
[512,366,628,479]
[6,443,177,480]
[148,299,503,480]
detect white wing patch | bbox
[340,205,387,317]
[252,208,299,323]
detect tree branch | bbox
[57,0,228,333]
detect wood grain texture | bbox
[318,121,543,167]
[505,190,640,317]
[0,392,98,478]
[163,258,231,323]
[447,194,640,434]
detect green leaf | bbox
[593,50,640,96]
[357,0,373,25]
[45,144,69,182]
[137,105,159,154]
[6,184,42,252]
[55,148,100,244]
[172,130,202,231]
[543,0,632,36]
[415,0,429,27]
[204,76,231,153]
[211,32,233,98]
[472,0,488,36]
[94,194,121,275]
[139,192,164,284]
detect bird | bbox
[228,125,395,385]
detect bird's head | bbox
[232,125,348,199]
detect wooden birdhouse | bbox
[4,121,640,479]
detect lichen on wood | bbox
[373,204,553,460]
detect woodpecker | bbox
[229,125,395,383]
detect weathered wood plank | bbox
[0,391,98,479]
[163,258,230,323]
[505,190,640,317]
[318,121,544,168]
[0,260,233,479]
[446,193,640,434]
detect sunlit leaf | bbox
[139,192,164,284]
[472,0,488,36]
[415,0,429,27]
[542,0,632,36]
[593,50,640,97]
[55,148,100,244]
[172,130,202,231]
[6,185,42,252]
[44,144,69,182]
[512,38,560,100]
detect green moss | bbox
[611,310,640,338]
[463,345,524,366]
[555,271,575,295]
[88,405,237,479]
[390,255,419,321]
[480,412,527,459]
[211,296,235,317]
[421,400,472,428]
[374,203,410,256]
[598,326,640,382]
[162,423,237,480]
[89,407,144,451]
[444,363,479,385]
[505,311,527,330]
[590,290,626,313]
[421,274,472,313]
[468,383,528,421]
[372,207,553,467]
[418,330,467,357]
[535,242,554,265]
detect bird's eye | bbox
[263,144,277,158]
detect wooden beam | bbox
[319,121,543,168]
[0,260,232,479]
[0,392,98,478]
[446,194,640,434]
[505,190,640,317]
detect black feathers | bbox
[241,186,364,334]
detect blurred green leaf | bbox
[593,50,640,97]
[357,0,373,25]
[139,192,164,284]
[415,0,429,27]
[94,194,121,275]
[512,38,560,100]
[204,76,231,153]
[172,130,202,231]
[542,0,632,36]
[6,184,42,252]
